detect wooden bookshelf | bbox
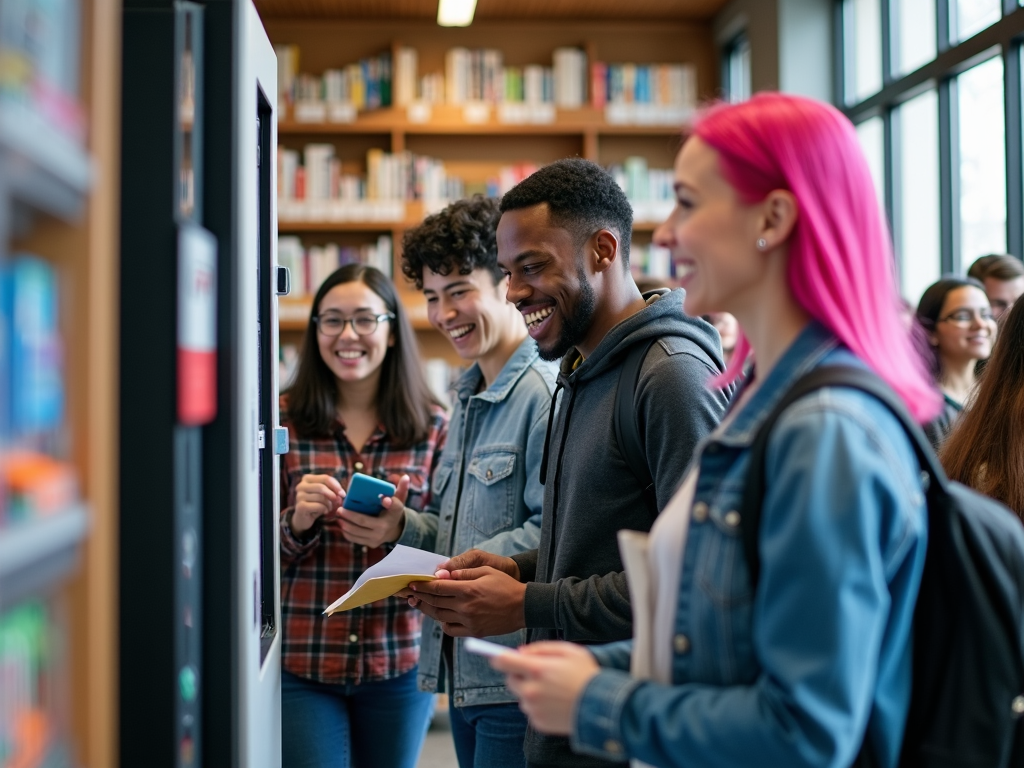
[269,18,707,367]
[0,0,120,765]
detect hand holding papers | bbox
[324,544,445,615]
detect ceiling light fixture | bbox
[437,0,477,27]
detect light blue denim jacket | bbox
[398,336,556,706]
[572,322,928,768]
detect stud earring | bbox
[756,238,768,250]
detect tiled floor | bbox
[417,697,458,768]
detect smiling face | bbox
[496,203,598,362]
[931,285,997,366]
[315,280,394,387]
[653,137,769,320]
[423,267,516,363]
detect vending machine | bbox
[119,1,284,766]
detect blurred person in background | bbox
[941,298,1024,521]
[915,276,996,451]
[967,253,1024,321]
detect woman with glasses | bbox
[915,276,997,451]
[279,263,448,768]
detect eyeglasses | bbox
[313,311,395,337]
[937,308,994,326]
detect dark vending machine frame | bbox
[120,1,282,766]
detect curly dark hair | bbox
[401,196,503,290]
[499,157,633,266]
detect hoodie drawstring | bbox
[538,379,564,485]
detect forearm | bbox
[510,548,538,582]
[523,572,633,642]
[395,506,438,551]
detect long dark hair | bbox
[941,298,1024,520]
[284,263,440,447]
[914,275,987,379]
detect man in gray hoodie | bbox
[403,158,731,768]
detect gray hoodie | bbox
[510,289,731,767]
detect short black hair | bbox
[401,196,503,290]
[968,253,1024,283]
[499,158,633,266]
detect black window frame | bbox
[837,0,1024,275]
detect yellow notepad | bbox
[324,544,445,615]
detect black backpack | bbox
[739,365,1024,768]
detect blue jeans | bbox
[449,700,528,768]
[281,668,433,768]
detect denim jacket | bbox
[398,336,556,706]
[572,322,928,768]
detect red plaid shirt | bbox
[279,395,448,685]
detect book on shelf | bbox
[278,234,393,298]
[607,157,675,224]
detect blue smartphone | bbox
[342,473,396,516]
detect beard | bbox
[537,262,597,362]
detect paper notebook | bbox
[324,544,446,615]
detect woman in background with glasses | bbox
[279,263,448,768]
[915,276,997,450]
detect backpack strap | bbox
[739,364,943,592]
[614,337,660,518]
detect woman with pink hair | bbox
[491,93,941,768]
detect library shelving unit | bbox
[266,18,715,369]
[0,0,121,766]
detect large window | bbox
[840,0,1024,303]
[724,33,752,102]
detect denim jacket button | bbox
[673,634,691,654]
[692,502,708,522]
[1012,695,1024,716]
[603,740,623,755]
[486,468,494,479]
[724,510,741,527]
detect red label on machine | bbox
[177,224,218,425]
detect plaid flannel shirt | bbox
[279,396,448,685]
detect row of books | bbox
[608,158,677,224]
[631,241,676,281]
[0,0,86,140]
[0,601,70,768]
[277,235,394,300]
[273,43,696,124]
[0,257,78,528]
[278,146,464,220]
[276,45,393,117]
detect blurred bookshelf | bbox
[268,20,708,393]
[0,0,120,765]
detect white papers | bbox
[323,544,446,614]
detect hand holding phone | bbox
[342,473,397,516]
[464,637,517,658]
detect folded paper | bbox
[324,544,445,614]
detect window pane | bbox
[897,90,941,303]
[958,56,1007,267]
[856,117,885,207]
[953,0,1001,42]
[897,0,936,76]
[845,0,882,104]
[728,35,751,102]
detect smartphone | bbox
[342,473,396,516]
[464,637,516,658]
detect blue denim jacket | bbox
[572,322,928,768]
[398,336,556,706]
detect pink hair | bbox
[692,92,941,423]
